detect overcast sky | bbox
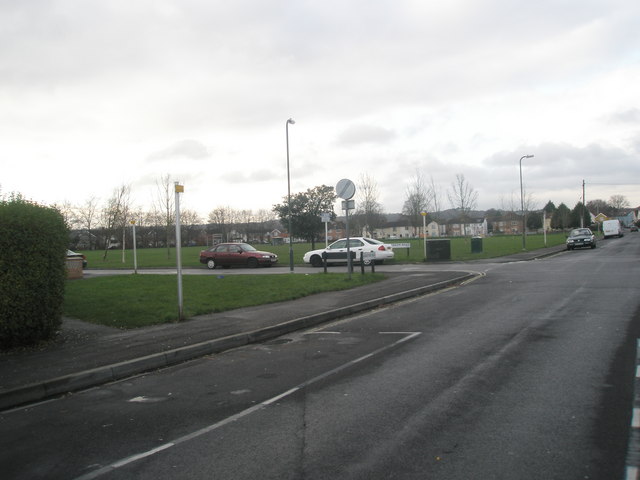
[2,0,639,220]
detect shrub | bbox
[0,195,69,349]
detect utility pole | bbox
[581,179,586,228]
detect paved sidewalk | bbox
[0,244,566,410]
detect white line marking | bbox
[633,409,640,428]
[262,387,300,405]
[73,331,421,479]
[112,444,175,468]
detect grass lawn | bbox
[65,233,566,329]
[80,233,567,269]
[64,273,385,329]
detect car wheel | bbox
[363,257,372,266]
[247,257,259,268]
[310,255,323,267]
[206,258,216,269]
[591,244,596,249]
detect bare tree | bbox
[235,209,254,241]
[499,192,518,214]
[253,209,277,243]
[254,209,276,223]
[447,173,478,214]
[141,206,164,248]
[180,209,203,246]
[208,206,235,242]
[100,184,131,260]
[609,194,629,215]
[156,174,175,259]
[77,196,99,250]
[355,173,384,237]
[586,199,611,216]
[427,176,442,219]
[118,192,134,262]
[402,170,429,233]
[500,189,535,214]
[52,200,79,230]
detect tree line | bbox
[6,172,634,256]
[54,176,280,256]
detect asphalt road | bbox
[3,235,640,479]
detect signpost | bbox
[336,179,356,279]
[421,211,428,260]
[130,220,138,274]
[390,243,412,258]
[175,182,184,321]
[320,212,331,248]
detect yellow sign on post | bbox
[175,182,184,320]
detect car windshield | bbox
[239,244,257,252]
[363,238,383,245]
[570,229,591,236]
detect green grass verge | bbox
[64,234,565,329]
[64,273,385,329]
[80,233,567,269]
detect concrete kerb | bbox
[0,272,476,411]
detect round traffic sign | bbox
[335,178,356,200]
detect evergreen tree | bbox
[551,203,571,229]
[273,185,337,248]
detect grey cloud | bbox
[220,169,280,184]
[484,141,639,196]
[148,140,211,161]
[336,125,396,146]
[608,108,640,124]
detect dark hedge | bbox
[0,196,69,349]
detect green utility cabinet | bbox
[426,239,451,261]
[471,236,483,254]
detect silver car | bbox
[303,237,394,267]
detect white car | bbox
[303,237,394,267]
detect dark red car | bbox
[199,243,278,269]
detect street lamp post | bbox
[519,154,534,250]
[421,211,427,260]
[286,118,295,272]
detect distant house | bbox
[368,210,489,238]
[486,211,522,234]
[617,210,638,227]
[426,221,442,237]
[444,217,488,237]
[464,217,489,236]
[431,210,488,237]
[70,229,97,250]
[371,214,413,239]
[594,212,608,223]
[268,229,286,245]
[593,210,638,228]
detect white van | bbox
[602,219,624,239]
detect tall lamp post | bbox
[421,211,427,260]
[286,118,295,272]
[519,154,534,250]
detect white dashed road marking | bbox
[74,331,421,480]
